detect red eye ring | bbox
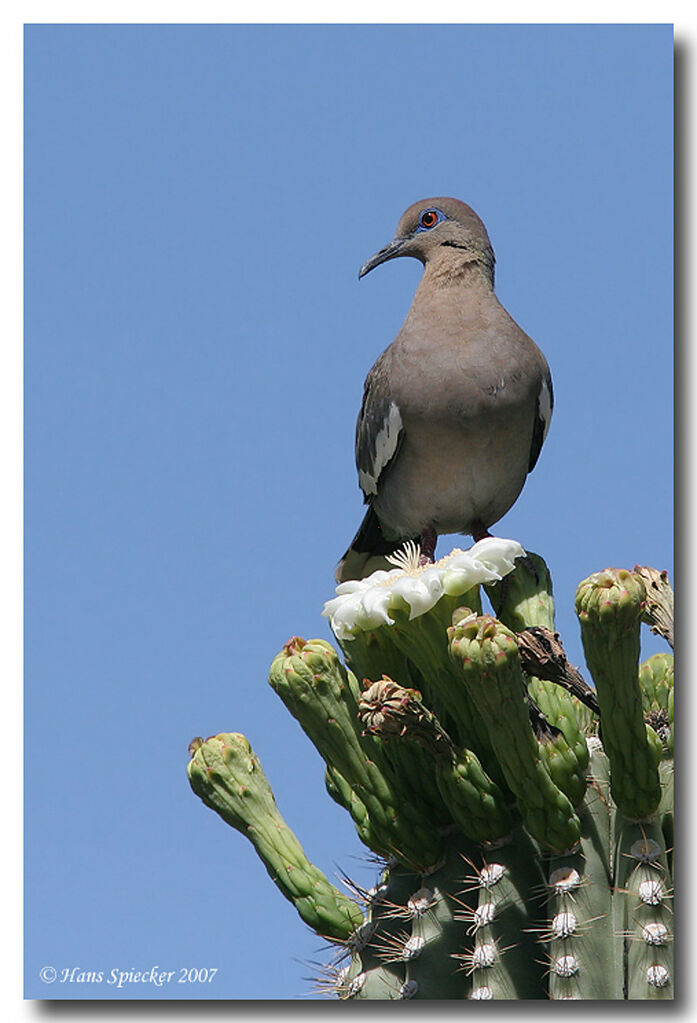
[419,210,439,229]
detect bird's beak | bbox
[358,237,408,279]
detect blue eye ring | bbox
[416,207,446,232]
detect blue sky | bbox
[24,23,672,1000]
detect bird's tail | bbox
[335,507,418,583]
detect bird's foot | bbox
[418,526,437,566]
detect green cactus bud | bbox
[187,733,364,941]
[534,720,588,809]
[355,675,455,828]
[639,653,674,759]
[526,674,590,811]
[528,676,590,771]
[449,615,581,852]
[638,652,674,708]
[575,569,662,819]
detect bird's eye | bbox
[419,209,440,229]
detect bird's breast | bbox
[371,313,545,538]
[391,331,538,424]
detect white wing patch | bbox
[358,401,403,497]
[538,377,553,442]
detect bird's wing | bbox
[355,353,404,502]
[528,369,554,472]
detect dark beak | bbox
[358,237,408,279]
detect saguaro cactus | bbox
[187,539,674,999]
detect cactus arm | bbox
[338,624,426,691]
[323,764,381,854]
[575,569,662,819]
[482,554,596,812]
[436,751,513,844]
[187,733,364,941]
[380,736,454,828]
[268,639,373,790]
[382,602,497,762]
[482,555,597,770]
[269,637,443,870]
[449,615,582,852]
[527,679,589,810]
[336,628,454,827]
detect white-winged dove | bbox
[337,197,553,583]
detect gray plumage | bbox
[337,197,553,583]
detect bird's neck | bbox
[421,248,495,291]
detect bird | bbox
[336,197,553,583]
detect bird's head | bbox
[359,197,495,281]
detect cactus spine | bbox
[187,544,674,999]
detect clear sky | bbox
[24,23,673,1000]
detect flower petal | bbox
[390,567,444,618]
[322,538,524,637]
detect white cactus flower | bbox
[322,537,525,640]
